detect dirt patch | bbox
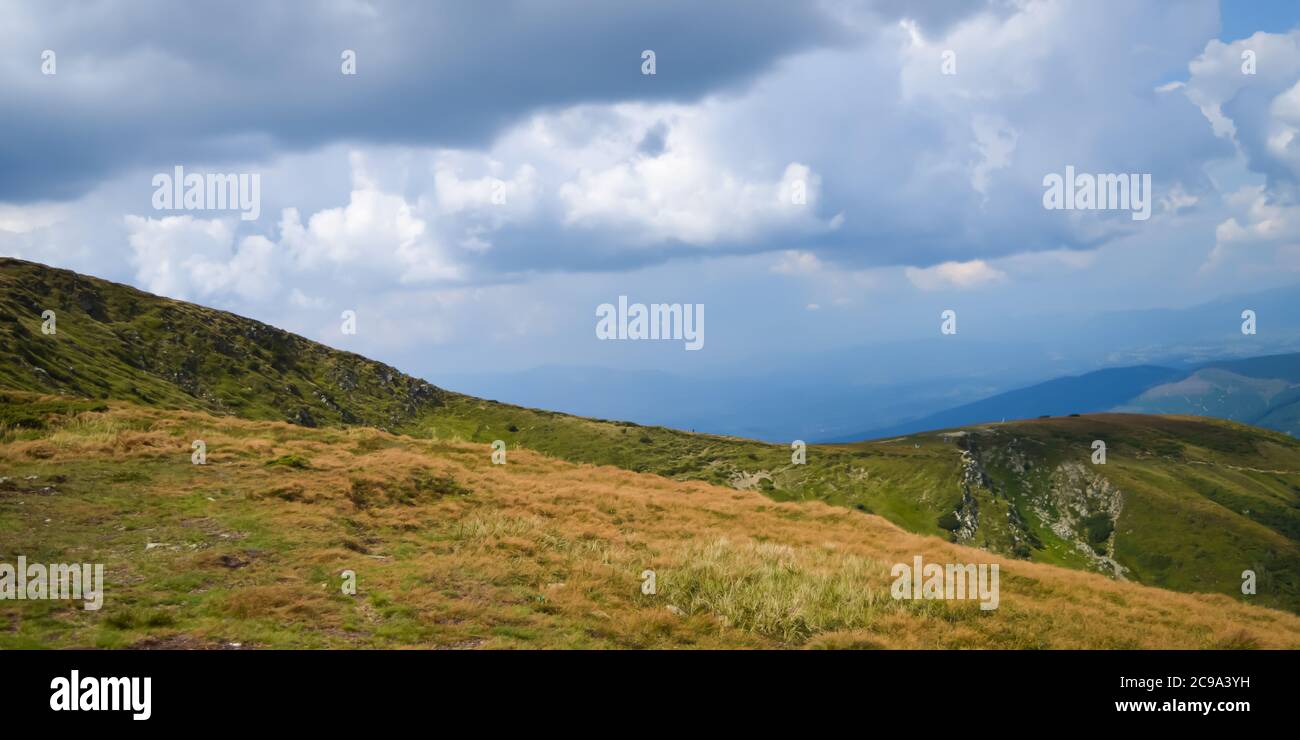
[0,475,59,496]
[198,549,262,569]
[128,634,252,650]
[434,638,487,650]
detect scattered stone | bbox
[129,635,250,650]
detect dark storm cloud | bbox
[0,0,848,201]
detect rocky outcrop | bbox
[939,430,1128,577]
[1037,462,1126,578]
[952,448,983,540]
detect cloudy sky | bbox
[4,0,1300,390]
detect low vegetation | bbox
[3,257,1299,625]
[2,394,1299,649]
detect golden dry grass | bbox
[2,396,1299,649]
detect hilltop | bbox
[2,392,1298,649]
[3,257,1299,613]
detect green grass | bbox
[414,397,1300,610]
[3,257,1299,612]
[3,396,1300,649]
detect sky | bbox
[4,0,1300,394]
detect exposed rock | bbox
[290,408,317,428]
[946,431,1122,571]
[1037,462,1127,578]
[74,288,108,321]
[729,469,773,491]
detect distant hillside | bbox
[840,352,1300,442]
[3,258,1300,611]
[1118,354,1300,437]
[1201,353,1300,383]
[442,281,1300,442]
[833,365,1185,441]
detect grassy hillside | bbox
[0,257,445,430]
[3,393,1298,649]
[431,399,1300,611]
[3,257,1299,612]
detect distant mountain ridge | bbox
[834,353,1300,441]
[832,365,1186,441]
[4,257,1300,612]
[440,281,1300,442]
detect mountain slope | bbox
[0,257,445,430]
[835,415,1300,609]
[1118,356,1300,437]
[3,258,1299,612]
[3,393,1298,648]
[1119,368,1290,421]
[836,352,1300,445]
[1202,353,1300,383]
[833,365,1187,441]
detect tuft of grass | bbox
[104,608,177,630]
[660,539,894,643]
[265,453,312,469]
